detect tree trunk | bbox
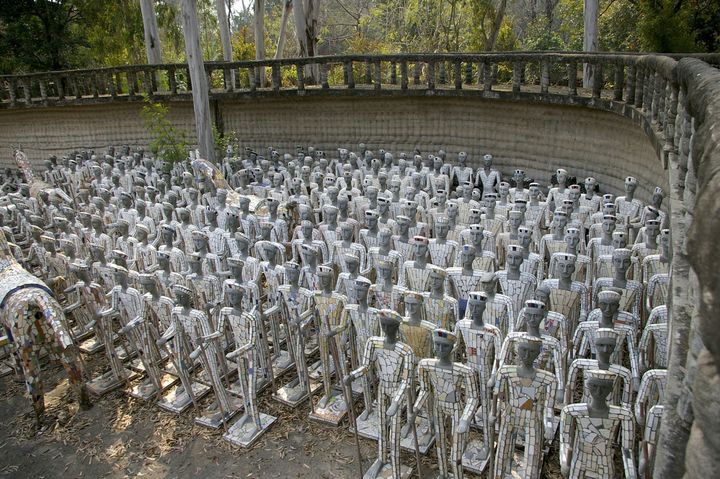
[216,0,234,86]
[583,0,599,88]
[275,0,292,59]
[486,0,507,51]
[293,0,320,81]
[180,0,215,162]
[139,0,163,64]
[254,0,266,86]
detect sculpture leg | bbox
[377,390,389,466]
[319,339,333,403]
[56,343,90,409]
[451,411,467,479]
[390,398,403,479]
[493,418,514,479]
[19,340,45,421]
[433,406,449,478]
[524,420,544,478]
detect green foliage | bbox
[213,125,240,159]
[140,96,189,166]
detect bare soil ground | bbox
[0,359,563,478]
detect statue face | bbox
[397,220,409,234]
[599,296,620,316]
[553,213,567,229]
[595,337,616,361]
[625,181,637,194]
[468,211,482,224]
[568,189,580,202]
[461,249,475,265]
[518,230,532,249]
[481,278,497,295]
[433,337,454,359]
[354,282,369,299]
[499,184,510,196]
[482,156,492,168]
[378,201,388,214]
[415,243,427,258]
[286,267,300,283]
[379,230,392,246]
[436,193,447,205]
[587,377,614,401]
[431,274,444,290]
[319,273,332,290]
[557,258,575,278]
[506,249,524,269]
[228,289,244,308]
[302,224,313,238]
[529,186,540,199]
[516,341,540,366]
[646,222,660,239]
[390,183,400,195]
[508,215,522,229]
[341,227,353,241]
[368,217,378,229]
[557,171,567,184]
[436,223,449,238]
[325,210,337,223]
[565,231,580,249]
[469,228,483,244]
[612,254,631,273]
[535,288,550,304]
[379,265,392,280]
[602,218,616,234]
[513,171,525,184]
[525,308,544,329]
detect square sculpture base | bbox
[70,326,94,342]
[195,397,243,429]
[86,369,138,396]
[157,381,211,414]
[273,377,322,407]
[354,407,380,441]
[0,360,14,378]
[461,440,491,475]
[78,335,106,354]
[271,350,295,376]
[116,345,135,362]
[127,373,178,401]
[308,392,348,426]
[400,415,435,455]
[307,359,331,381]
[363,460,413,479]
[223,413,277,448]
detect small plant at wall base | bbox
[140,96,190,170]
[213,126,240,162]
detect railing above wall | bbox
[1,52,718,110]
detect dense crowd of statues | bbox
[0,144,670,478]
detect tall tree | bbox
[583,0,598,87]
[217,0,233,62]
[180,0,215,162]
[275,0,293,59]
[140,0,163,64]
[254,0,266,84]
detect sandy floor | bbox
[0,358,564,478]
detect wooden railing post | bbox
[484,62,493,92]
[634,65,644,108]
[625,64,635,104]
[592,63,602,99]
[271,63,281,92]
[296,63,305,93]
[413,62,421,85]
[373,60,381,90]
[439,60,446,85]
[168,67,177,96]
[321,62,329,89]
[465,61,473,85]
[390,61,397,85]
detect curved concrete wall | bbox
[0,95,666,202]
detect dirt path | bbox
[1,361,564,478]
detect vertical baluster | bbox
[128,70,137,98]
[413,62,421,85]
[373,60,381,90]
[634,66,643,108]
[167,67,177,96]
[427,61,435,90]
[91,72,100,98]
[346,61,355,89]
[390,61,397,85]
[321,63,329,89]
[55,75,65,100]
[143,69,152,95]
[625,65,635,104]
[73,76,82,99]
[254,65,261,89]
[296,64,305,93]
[224,66,233,92]
[665,83,678,153]
[438,60,446,85]
[249,67,256,92]
[8,79,17,107]
[465,61,473,85]
[186,67,192,92]
[540,60,550,94]
[400,60,408,90]
[567,62,578,96]
[484,62,493,92]
[454,59,462,89]
[613,63,624,101]
[39,77,48,103]
[512,62,522,93]
[365,60,372,84]
[592,63,602,99]
[657,79,667,132]
[271,64,281,92]
[643,68,652,112]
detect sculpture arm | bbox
[460,368,480,428]
[621,414,638,479]
[627,336,641,390]
[559,408,574,476]
[412,364,430,414]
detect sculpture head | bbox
[518,226,533,251]
[432,329,456,361]
[585,369,615,406]
[344,253,360,274]
[594,328,618,368]
[378,228,392,248]
[404,292,424,318]
[284,261,300,284]
[354,277,371,302]
[429,267,446,292]
[468,291,487,322]
[480,272,498,296]
[597,289,621,318]
[524,300,547,332]
[602,214,617,235]
[377,260,393,282]
[564,227,581,252]
[506,245,525,270]
[396,215,410,236]
[413,236,428,259]
[534,284,551,306]
[172,284,192,307]
[435,217,449,239]
[516,336,543,368]
[508,210,523,230]
[318,265,334,291]
[379,309,402,341]
[556,168,567,186]
[611,248,632,276]
[482,154,493,169]
[339,222,353,242]
[556,253,576,280]
[624,176,638,195]
[460,244,476,268]
[458,151,467,167]
[228,257,245,281]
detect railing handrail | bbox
[1,51,719,80]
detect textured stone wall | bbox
[0,95,665,203]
